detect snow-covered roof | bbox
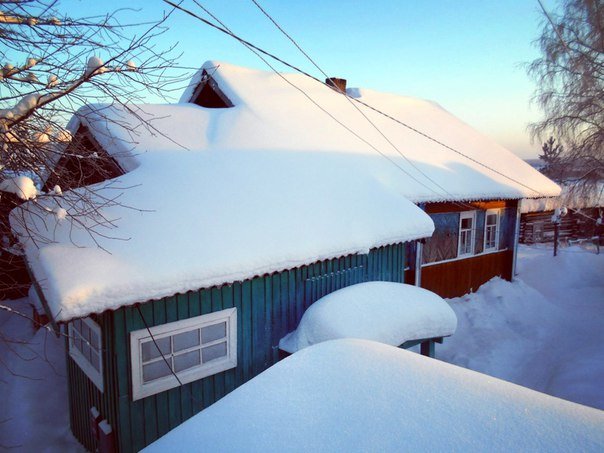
[279,282,456,353]
[12,103,434,322]
[143,339,604,452]
[520,182,604,213]
[181,61,560,202]
[13,60,560,322]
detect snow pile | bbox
[0,93,39,120]
[85,56,106,76]
[439,244,604,410]
[0,298,83,452]
[0,175,38,200]
[280,282,456,353]
[144,339,604,452]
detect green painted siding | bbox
[67,243,406,452]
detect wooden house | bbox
[519,183,604,245]
[12,61,559,452]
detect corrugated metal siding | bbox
[68,243,406,452]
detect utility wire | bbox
[250,0,457,200]
[135,305,204,409]
[165,0,549,200]
[189,0,448,197]
[248,0,489,212]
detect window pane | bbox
[174,350,201,373]
[142,336,171,362]
[91,351,101,372]
[201,322,226,344]
[81,322,90,343]
[202,342,227,363]
[487,214,497,225]
[143,359,172,382]
[173,330,200,352]
[90,331,99,350]
[82,342,91,362]
[461,218,471,229]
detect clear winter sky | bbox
[75,0,558,159]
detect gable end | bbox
[190,69,233,108]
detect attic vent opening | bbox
[325,77,347,93]
[191,69,233,108]
[43,125,125,193]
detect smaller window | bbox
[68,317,103,392]
[484,209,500,251]
[130,308,237,401]
[458,211,476,257]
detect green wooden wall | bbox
[68,243,407,452]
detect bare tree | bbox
[0,0,183,299]
[528,0,604,186]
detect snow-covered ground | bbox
[0,298,82,452]
[440,244,604,410]
[0,244,602,451]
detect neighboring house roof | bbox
[12,60,560,322]
[143,339,604,452]
[521,182,604,214]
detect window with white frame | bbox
[68,317,103,392]
[458,211,476,257]
[130,308,237,401]
[484,209,500,251]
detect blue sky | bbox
[74,0,558,158]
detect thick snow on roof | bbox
[279,282,456,353]
[12,101,434,322]
[183,61,560,202]
[144,339,604,453]
[520,182,604,213]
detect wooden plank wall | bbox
[420,250,514,298]
[66,311,119,453]
[520,209,600,244]
[68,243,406,452]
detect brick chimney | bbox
[325,77,347,93]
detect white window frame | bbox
[457,211,476,257]
[130,308,237,401]
[68,317,103,392]
[483,209,501,252]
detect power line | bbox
[188,0,450,197]
[165,0,550,200]
[250,0,458,201]
[135,305,204,409]
[248,0,489,211]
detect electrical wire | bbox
[189,0,449,197]
[135,305,204,409]
[165,0,550,200]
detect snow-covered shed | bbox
[279,281,457,357]
[144,339,604,452]
[12,60,559,452]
